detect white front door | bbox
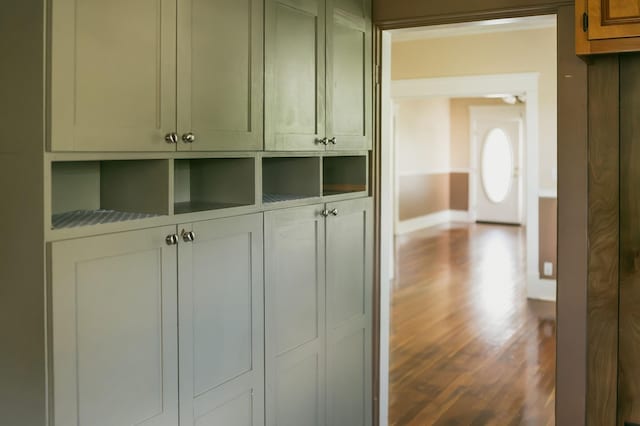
[471,105,524,224]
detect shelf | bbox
[51,160,169,230]
[174,158,255,214]
[52,209,161,229]
[262,157,320,203]
[322,155,367,196]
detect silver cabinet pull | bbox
[181,230,196,242]
[328,137,336,145]
[321,209,330,217]
[166,234,179,245]
[182,132,196,144]
[165,133,179,144]
[330,208,338,216]
[316,137,329,145]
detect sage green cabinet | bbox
[326,197,373,426]
[177,0,263,151]
[178,214,264,426]
[50,226,179,426]
[265,204,327,426]
[265,197,373,426]
[265,0,371,152]
[50,0,263,152]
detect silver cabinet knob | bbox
[321,209,330,217]
[328,137,336,145]
[166,234,179,245]
[165,133,179,144]
[182,132,196,144]
[316,137,329,145]
[330,208,338,216]
[181,230,196,242]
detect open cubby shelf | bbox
[262,157,321,204]
[322,155,367,196]
[51,160,169,230]
[174,158,255,214]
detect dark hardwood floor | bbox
[389,223,556,426]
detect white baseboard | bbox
[527,273,557,301]
[395,210,472,235]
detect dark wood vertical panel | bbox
[618,54,640,426]
[556,6,589,426]
[587,55,620,426]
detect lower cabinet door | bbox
[325,198,373,426]
[264,204,327,426]
[50,226,179,426]
[177,214,264,426]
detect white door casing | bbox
[471,105,525,224]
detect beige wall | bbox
[449,98,505,169]
[396,98,450,175]
[392,27,557,191]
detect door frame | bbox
[372,5,589,426]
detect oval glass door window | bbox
[481,128,513,203]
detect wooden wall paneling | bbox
[586,54,619,426]
[618,53,640,426]
[555,9,590,423]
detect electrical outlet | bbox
[543,262,553,277]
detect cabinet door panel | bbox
[265,205,326,426]
[178,214,264,426]
[325,198,373,426]
[177,0,263,151]
[50,0,176,151]
[326,0,371,151]
[588,0,640,40]
[265,0,326,151]
[51,226,178,426]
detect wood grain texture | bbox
[389,223,556,426]
[618,53,640,426]
[587,55,619,426]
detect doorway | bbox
[381,17,556,424]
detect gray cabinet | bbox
[51,0,263,152]
[265,198,373,426]
[50,226,179,426]
[265,0,371,152]
[177,214,264,426]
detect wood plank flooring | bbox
[389,223,556,426]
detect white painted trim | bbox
[527,274,557,301]
[378,31,393,426]
[396,210,473,235]
[539,189,558,198]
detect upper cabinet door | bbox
[50,0,177,152]
[587,0,640,40]
[177,0,263,151]
[50,226,179,426]
[265,0,326,151]
[326,0,372,151]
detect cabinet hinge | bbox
[582,12,589,32]
[375,64,380,86]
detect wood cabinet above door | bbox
[576,0,640,54]
[50,0,177,152]
[50,0,263,152]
